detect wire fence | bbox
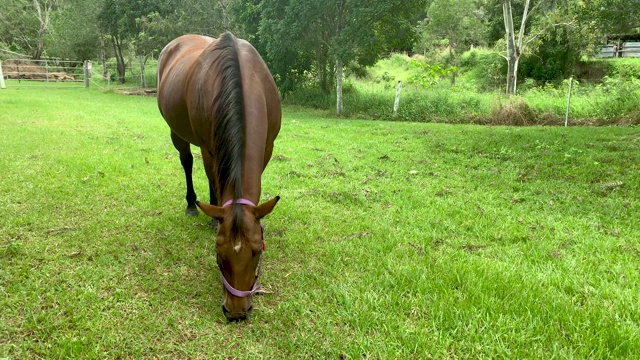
[1,59,89,87]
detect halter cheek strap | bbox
[219,198,265,298]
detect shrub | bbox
[458,48,504,91]
[490,97,538,126]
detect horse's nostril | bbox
[222,305,248,321]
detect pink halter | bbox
[219,198,264,298]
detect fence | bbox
[0,59,91,87]
[596,42,640,58]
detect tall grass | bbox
[284,52,640,125]
[524,77,640,123]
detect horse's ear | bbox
[196,201,225,221]
[254,196,280,219]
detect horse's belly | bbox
[159,98,202,146]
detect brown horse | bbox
[157,32,281,320]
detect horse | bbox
[157,32,281,320]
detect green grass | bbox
[1,88,639,358]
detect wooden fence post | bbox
[393,81,402,117]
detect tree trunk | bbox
[219,0,230,30]
[99,35,108,79]
[34,29,45,60]
[506,56,518,95]
[138,55,147,88]
[503,0,519,95]
[336,59,343,115]
[32,0,51,60]
[112,35,126,83]
[448,44,456,87]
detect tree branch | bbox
[516,0,531,51]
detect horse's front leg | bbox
[171,131,198,217]
[200,148,220,229]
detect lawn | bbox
[1,87,639,358]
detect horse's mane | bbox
[201,32,245,235]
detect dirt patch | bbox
[116,88,157,97]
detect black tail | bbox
[206,32,245,233]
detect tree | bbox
[245,0,426,114]
[32,0,57,59]
[500,0,557,95]
[97,0,174,83]
[416,0,487,85]
[577,0,640,36]
[0,0,57,59]
[332,0,427,114]
[134,12,182,87]
[46,0,101,61]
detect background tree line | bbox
[1,0,638,94]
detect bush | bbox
[283,83,492,122]
[458,48,504,91]
[490,97,539,126]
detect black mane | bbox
[205,32,245,234]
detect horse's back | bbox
[157,35,214,146]
[235,39,282,153]
[157,33,281,157]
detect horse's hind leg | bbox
[171,131,198,217]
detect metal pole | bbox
[0,61,6,89]
[565,77,573,127]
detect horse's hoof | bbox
[185,205,199,217]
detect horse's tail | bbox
[204,32,245,232]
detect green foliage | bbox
[45,0,101,60]
[519,31,577,83]
[249,0,427,95]
[603,59,640,79]
[0,0,42,57]
[280,50,640,124]
[407,60,457,88]
[575,0,640,36]
[458,47,505,90]
[415,0,487,58]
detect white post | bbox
[393,81,402,117]
[565,77,573,127]
[84,60,91,88]
[0,61,5,89]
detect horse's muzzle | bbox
[222,304,252,321]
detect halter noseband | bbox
[219,198,264,298]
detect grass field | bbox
[1,87,639,358]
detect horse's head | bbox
[196,197,279,320]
